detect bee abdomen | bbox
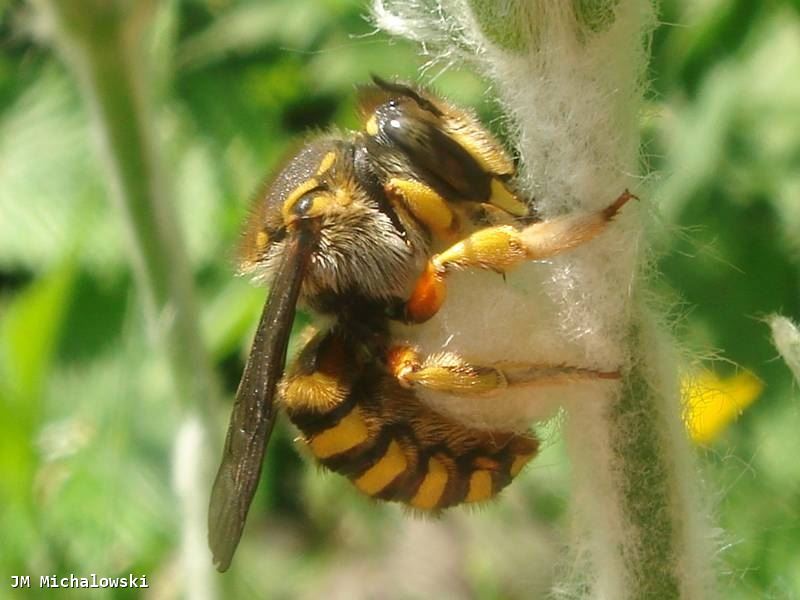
[348,433,538,510]
[402,436,540,510]
[282,331,539,509]
[289,395,539,509]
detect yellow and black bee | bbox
[208,76,631,571]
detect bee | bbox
[208,76,632,571]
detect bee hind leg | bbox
[387,345,620,396]
[403,189,636,324]
[281,328,355,415]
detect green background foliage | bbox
[1,0,798,597]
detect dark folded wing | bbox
[208,229,314,572]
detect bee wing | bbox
[208,228,314,572]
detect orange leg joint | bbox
[404,261,447,324]
[386,345,422,388]
[401,190,635,324]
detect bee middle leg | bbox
[386,345,620,396]
[403,189,636,323]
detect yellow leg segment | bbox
[404,189,635,323]
[488,178,529,217]
[387,346,619,396]
[385,177,459,241]
[438,189,635,270]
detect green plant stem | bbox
[32,2,217,597]
[565,313,708,600]
[611,320,682,599]
[32,1,216,415]
[467,2,707,596]
[373,0,715,596]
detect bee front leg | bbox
[383,177,460,241]
[403,189,636,323]
[386,345,619,396]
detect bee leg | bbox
[387,345,620,395]
[384,177,460,241]
[404,189,636,323]
[281,329,353,415]
[387,345,508,394]
[281,329,382,466]
[462,202,527,227]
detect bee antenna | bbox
[369,74,443,117]
[370,73,391,88]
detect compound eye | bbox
[280,175,332,225]
[292,193,315,217]
[282,188,333,226]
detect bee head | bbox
[240,138,420,306]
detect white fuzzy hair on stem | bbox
[770,315,800,384]
[374,1,718,598]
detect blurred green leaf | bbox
[0,66,115,274]
[1,259,76,400]
[201,276,264,360]
[176,0,328,72]
[0,255,76,571]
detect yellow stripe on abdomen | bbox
[308,408,369,459]
[410,457,448,509]
[354,440,407,495]
[510,451,536,477]
[465,470,493,503]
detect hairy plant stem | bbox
[375,0,717,598]
[31,2,217,597]
[470,5,712,599]
[610,320,682,598]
